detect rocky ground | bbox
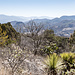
[0,45,47,75]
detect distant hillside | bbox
[50,15,75,24]
[32,16,75,37]
[0,14,53,23]
[60,16,75,20]
[0,15,28,23]
[50,20,75,37]
[10,15,75,37]
[11,21,25,33]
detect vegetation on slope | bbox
[0,22,20,46]
[0,25,8,46]
[0,21,75,75]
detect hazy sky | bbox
[0,0,75,17]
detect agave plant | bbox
[60,52,75,74]
[44,53,63,75]
[60,52,75,64]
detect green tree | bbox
[43,29,55,43]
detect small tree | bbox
[43,29,55,43]
[24,20,44,55]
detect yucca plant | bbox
[60,52,75,64]
[44,53,63,75]
[60,52,75,74]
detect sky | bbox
[0,0,75,18]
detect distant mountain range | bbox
[50,20,75,37]
[0,14,53,23]
[32,16,75,37]
[1,14,75,37]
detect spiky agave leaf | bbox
[44,53,63,75]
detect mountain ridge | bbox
[1,14,75,37]
[0,14,53,23]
